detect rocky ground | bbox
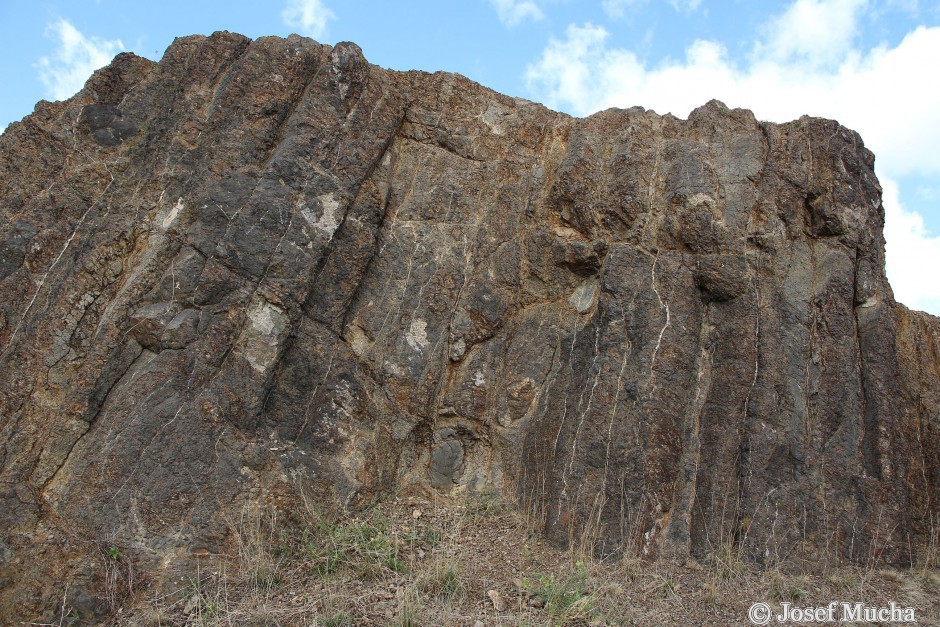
[111,494,940,626]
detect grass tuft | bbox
[523,560,596,621]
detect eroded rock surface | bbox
[0,31,938,620]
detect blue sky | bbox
[1,0,938,314]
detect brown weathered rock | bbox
[0,31,937,621]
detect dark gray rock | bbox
[0,31,937,621]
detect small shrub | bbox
[704,541,748,583]
[621,557,644,583]
[395,585,421,627]
[321,609,353,627]
[100,542,134,613]
[417,558,464,602]
[465,491,507,522]
[827,568,861,593]
[182,577,222,624]
[647,573,680,601]
[524,561,596,620]
[301,510,407,579]
[768,572,808,602]
[702,580,720,605]
[232,505,282,591]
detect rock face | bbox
[0,31,938,619]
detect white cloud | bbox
[603,0,702,18]
[528,24,739,117]
[883,0,919,13]
[526,24,940,179]
[36,18,124,101]
[282,0,336,40]
[757,0,868,66]
[916,185,940,202]
[883,177,940,313]
[602,0,645,18]
[490,0,545,26]
[669,0,703,11]
[525,1,940,314]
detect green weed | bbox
[523,561,596,620]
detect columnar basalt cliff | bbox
[1,31,938,619]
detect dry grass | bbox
[115,494,940,626]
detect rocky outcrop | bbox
[0,31,937,620]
